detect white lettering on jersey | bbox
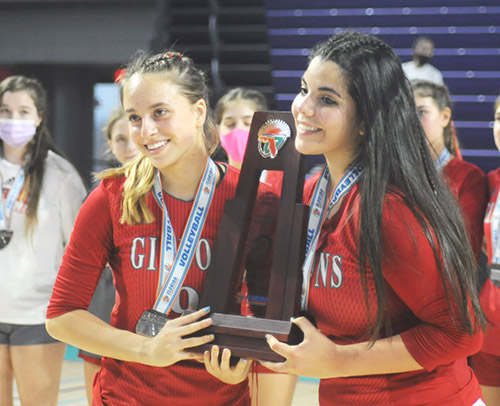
[147,237,158,270]
[313,252,343,289]
[131,237,146,269]
[131,236,212,272]
[314,252,331,288]
[330,255,343,288]
[171,286,200,314]
[195,238,211,271]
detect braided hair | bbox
[309,31,484,342]
[101,51,218,225]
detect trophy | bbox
[191,111,308,362]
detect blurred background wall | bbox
[0,0,498,183]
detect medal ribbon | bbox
[0,168,25,230]
[301,163,363,311]
[435,148,452,172]
[152,158,217,314]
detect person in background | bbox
[78,107,139,405]
[215,87,267,169]
[261,31,486,406]
[46,51,254,405]
[215,87,296,406]
[412,79,488,259]
[402,35,444,85]
[0,75,87,406]
[105,107,139,166]
[470,95,500,405]
[215,87,284,195]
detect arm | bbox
[454,167,488,258]
[47,307,214,367]
[46,180,214,367]
[262,317,422,379]
[263,194,482,378]
[57,167,87,246]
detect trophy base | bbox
[188,312,303,362]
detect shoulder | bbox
[488,167,500,190]
[44,150,80,178]
[444,158,486,185]
[42,151,86,197]
[303,171,322,204]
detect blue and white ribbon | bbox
[301,163,363,310]
[152,158,217,314]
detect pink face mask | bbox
[0,118,37,148]
[220,128,250,164]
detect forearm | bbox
[46,309,149,364]
[335,334,423,377]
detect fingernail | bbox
[207,335,215,341]
[203,306,210,312]
[241,358,246,363]
[265,334,271,341]
[290,317,295,322]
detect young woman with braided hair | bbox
[0,75,86,406]
[261,31,486,405]
[46,52,258,405]
[411,79,487,260]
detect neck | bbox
[159,153,212,201]
[431,140,446,161]
[2,143,27,165]
[324,153,355,191]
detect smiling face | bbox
[122,73,207,175]
[108,116,138,165]
[292,57,360,174]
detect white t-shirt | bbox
[402,60,444,85]
[0,151,87,324]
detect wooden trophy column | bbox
[196,111,308,362]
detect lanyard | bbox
[0,168,25,230]
[301,163,363,310]
[152,158,217,314]
[435,148,452,172]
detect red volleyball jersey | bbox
[47,164,278,406]
[477,166,500,355]
[302,174,483,405]
[442,157,488,259]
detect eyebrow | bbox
[125,102,167,113]
[0,104,34,110]
[301,76,342,99]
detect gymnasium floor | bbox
[13,347,320,406]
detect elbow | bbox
[45,316,65,341]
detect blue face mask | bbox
[0,118,37,148]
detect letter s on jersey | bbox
[313,252,343,289]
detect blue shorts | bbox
[0,323,59,346]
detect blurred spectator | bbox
[403,36,444,85]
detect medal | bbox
[136,309,168,337]
[136,159,217,337]
[0,164,25,250]
[0,229,12,249]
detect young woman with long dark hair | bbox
[262,31,486,406]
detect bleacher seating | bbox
[166,0,275,107]
[265,1,500,173]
